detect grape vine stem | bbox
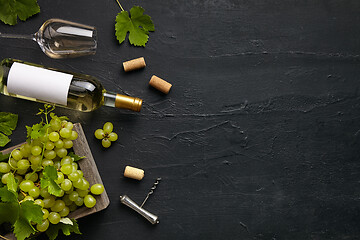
[0,234,11,240]
[115,0,125,11]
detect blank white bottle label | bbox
[7,62,73,106]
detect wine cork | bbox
[149,75,172,94]
[124,166,144,180]
[123,57,146,72]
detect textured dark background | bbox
[1,0,360,239]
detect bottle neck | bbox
[103,92,142,112]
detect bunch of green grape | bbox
[94,122,118,148]
[0,116,105,233]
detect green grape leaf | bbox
[46,219,81,240]
[0,186,18,202]
[0,112,18,147]
[26,123,50,140]
[0,202,19,224]
[13,215,35,240]
[0,112,18,135]
[68,152,85,162]
[0,0,40,26]
[50,112,69,122]
[0,152,10,162]
[6,172,17,193]
[115,6,155,47]
[0,133,10,147]
[20,200,43,224]
[40,166,62,197]
[13,200,43,240]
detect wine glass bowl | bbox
[0,18,97,59]
[35,19,97,59]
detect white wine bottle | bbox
[0,58,142,112]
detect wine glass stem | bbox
[0,33,36,41]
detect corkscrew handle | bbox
[120,195,159,224]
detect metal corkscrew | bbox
[120,178,161,224]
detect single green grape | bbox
[65,122,74,130]
[28,186,40,198]
[31,146,42,156]
[68,191,79,202]
[68,171,80,182]
[42,159,54,167]
[1,173,10,184]
[103,122,114,134]
[76,170,84,178]
[60,164,73,175]
[40,188,51,198]
[60,128,72,139]
[16,168,27,175]
[59,206,70,217]
[25,172,38,182]
[72,178,83,189]
[12,149,23,161]
[50,118,61,131]
[74,196,84,207]
[34,199,45,208]
[90,184,104,195]
[58,189,65,197]
[44,150,56,160]
[51,200,65,212]
[63,139,73,149]
[102,138,111,148]
[61,156,73,166]
[45,141,55,150]
[54,139,64,149]
[48,212,61,224]
[84,195,97,208]
[108,132,118,142]
[72,162,78,170]
[70,130,78,140]
[55,147,68,158]
[19,180,34,192]
[80,178,90,191]
[49,132,60,142]
[94,129,105,140]
[43,196,56,208]
[0,162,11,173]
[37,219,50,232]
[17,159,30,170]
[29,155,42,165]
[61,179,73,191]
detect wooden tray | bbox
[1,123,110,239]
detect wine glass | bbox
[0,19,97,59]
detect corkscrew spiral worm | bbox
[140,178,162,208]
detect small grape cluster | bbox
[0,110,104,234]
[94,122,118,148]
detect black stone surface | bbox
[1,0,360,239]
